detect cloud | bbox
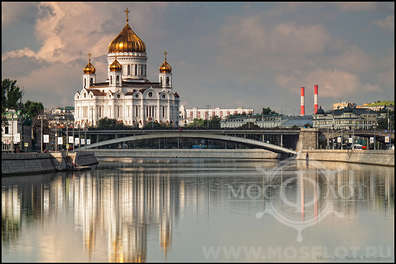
[3,2,168,63]
[2,2,169,107]
[275,69,380,98]
[374,15,394,31]
[217,15,332,77]
[219,16,330,56]
[2,2,38,26]
[17,61,82,106]
[328,45,372,73]
[336,2,377,12]
[216,13,386,104]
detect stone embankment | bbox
[296,149,394,167]
[2,151,98,176]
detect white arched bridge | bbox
[80,132,297,155]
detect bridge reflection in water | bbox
[2,159,394,262]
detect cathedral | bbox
[74,9,180,128]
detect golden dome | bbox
[110,57,122,72]
[108,21,146,53]
[83,53,96,74]
[159,51,172,73]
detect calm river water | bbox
[2,158,394,262]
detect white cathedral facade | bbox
[74,9,180,128]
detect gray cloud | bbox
[375,15,394,31]
[2,2,394,113]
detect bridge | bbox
[73,128,300,149]
[68,128,393,155]
[80,132,298,155]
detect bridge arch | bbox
[80,132,297,155]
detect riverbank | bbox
[296,149,394,167]
[80,148,395,166]
[1,151,98,176]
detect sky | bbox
[2,2,394,115]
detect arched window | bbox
[84,78,86,88]
[116,75,119,84]
[127,65,130,75]
[90,78,93,85]
[110,76,112,85]
[166,77,169,86]
[135,64,138,76]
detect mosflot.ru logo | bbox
[224,158,368,242]
[255,159,348,242]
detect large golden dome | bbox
[159,51,172,73]
[108,23,146,53]
[109,58,122,72]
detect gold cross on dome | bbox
[88,53,92,63]
[164,50,167,61]
[125,8,130,23]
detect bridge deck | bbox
[81,132,297,155]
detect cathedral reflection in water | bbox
[2,161,394,262]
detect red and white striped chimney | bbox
[314,84,318,114]
[300,87,305,116]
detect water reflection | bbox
[2,159,394,262]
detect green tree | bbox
[97,118,118,129]
[187,118,205,128]
[208,116,221,129]
[262,107,278,116]
[186,117,221,129]
[97,118,130,129]
[2,79,24,113]
[144,121,171,129]
[240,122,260,129]
[377,110,394,130]
[23,100,44,120]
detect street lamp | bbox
[10,111,14,152]
[37,114,45,153]
[72,122,75,152]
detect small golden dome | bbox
[159,51,172,73]
[83,53,96,74]
[110,58,122,72]
[108,23,146,53]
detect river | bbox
[2,158,394,262]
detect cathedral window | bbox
[84,79,86,88]
[135,64,137,75]
[90,78,93,85]
[162,94,165,99]
[128,65,130,75]
[83,106,88,118]
[116,75,119,84]
[148,92,152,97]
[110,76,113,85]
[166,77,169,86]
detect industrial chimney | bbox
[300,87,305,116]
[314,84,318,114]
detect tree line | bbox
[1,78,44,124]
